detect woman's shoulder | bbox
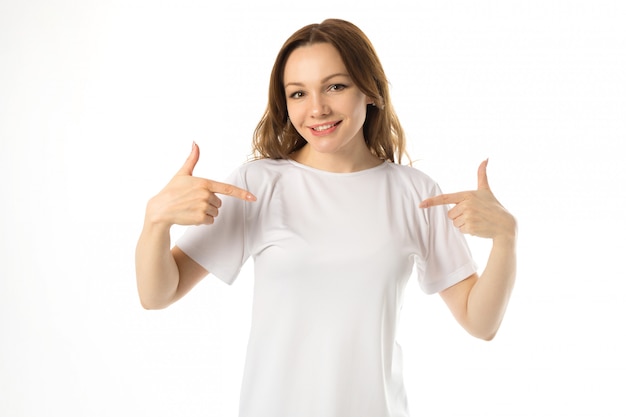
[232,159,440,192]
[385,162,439,191]
[236,158,291,175]
[229,158,293,186]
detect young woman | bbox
[135,18,516,417]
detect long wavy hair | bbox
[252,19,408,164]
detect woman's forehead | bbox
[283,43,349,85]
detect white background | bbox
[1,1,625,416]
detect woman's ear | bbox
[368,96,384,109]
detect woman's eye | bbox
[329,84,346,92]
[289,91,304,99]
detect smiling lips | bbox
[309,121,341,136]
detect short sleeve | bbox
[415,183,478,294]
[175,167,249,285]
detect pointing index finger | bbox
[208,180,257,202]
[419,192,466,208]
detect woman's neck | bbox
[290,143,383,173]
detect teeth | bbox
[313,123,335,131]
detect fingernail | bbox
[246,194,257,202]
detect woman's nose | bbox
[310,94,329,117]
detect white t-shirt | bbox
[177,158,477,417]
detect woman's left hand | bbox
[419,159,516,243]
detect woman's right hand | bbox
[145,142,257,228]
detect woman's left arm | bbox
[419,159,517,340]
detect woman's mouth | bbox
[310,121,341,136]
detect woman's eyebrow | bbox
[284,73,350,88]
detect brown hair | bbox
[252,18,408,164]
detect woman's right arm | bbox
[135,143,256,309]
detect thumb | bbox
[477,158,490,190]
[177,142,200,176]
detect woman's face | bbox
[283,42,372,163]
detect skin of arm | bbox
[135,222,208,309]
[439,235,516,341]
[135,143,255,310]
[420,159,517,340]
